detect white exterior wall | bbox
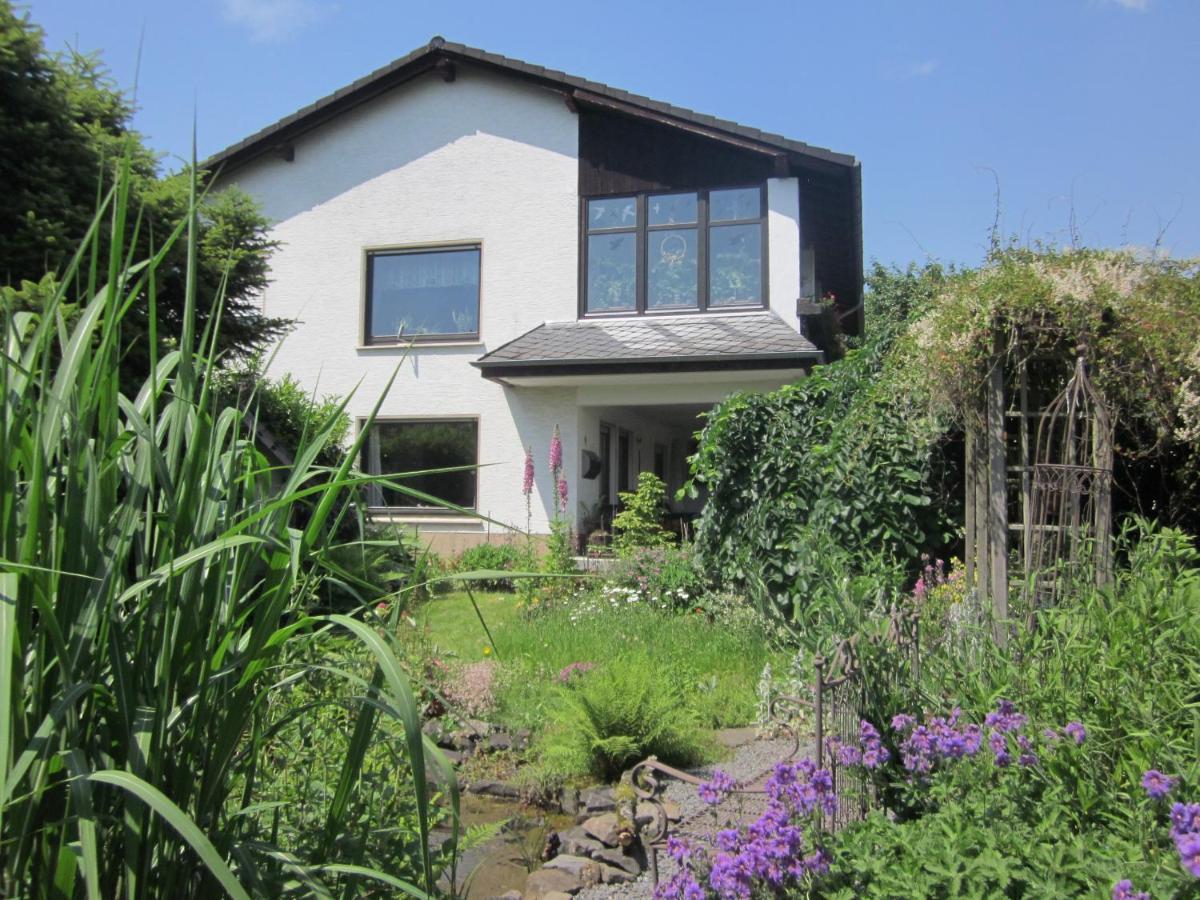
[229,69,580,536]
[767,177,802,331]
[226,69,808,543]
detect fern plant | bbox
[537,652,710,781]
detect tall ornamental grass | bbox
[1,160,457,897]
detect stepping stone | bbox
[543,854,601,883]
[591,847,643,875]
[523,868,583,898]
[581,813,620,846]
[580,787,616,812]
[559,829,605,858]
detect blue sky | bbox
[27,0,1200,268]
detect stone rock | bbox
[514,728,532,750]
[465,779,521,799]
[543,854,601,884]
[662,799,682,821]
[440,749,466,765]
[634,802,661,827]
[488,732,514,752]
[598,864,637,885]
[559,788,580,817]
[580,788,616,813]
[450,730,478,753]
[490,892,522,900]
[591,847,643,875]
[523,868,583,898]
[540,894,573,900]
[581,813,620,847]
[559,828,605,858]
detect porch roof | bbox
[472,312,821,380]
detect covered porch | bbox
[474,312,820,549]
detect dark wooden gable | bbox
[579,109,776,196]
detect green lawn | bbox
[413,590,520,661]
[412,589,785,733]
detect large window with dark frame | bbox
[363,419,478,510]
[364,245,480,344]
[583,185,766,316]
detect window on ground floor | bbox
[363,419,478,510]
[364,245,481,344]
[583,185,766,316]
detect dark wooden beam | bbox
[572,88,785,159]
[275,143,295,162]
[435,59,456,82]
[564,93,580,114]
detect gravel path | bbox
[577,732,813,900]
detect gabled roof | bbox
[203,37,857,176]
[472,312,821,380]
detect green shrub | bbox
[612,471,674,556]
[824,520,1200,897]
[454,541,530,591]
[536,651,711,781]
[214,359,352,468]
[315,523,427,612]
[610,543,707,611]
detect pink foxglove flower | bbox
[557,476,569,513]
[522,446,534,496]
[549,425,563,474]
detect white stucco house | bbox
[207,38,863,554]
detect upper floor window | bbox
[583,186,765,316]
[365,245,480,344]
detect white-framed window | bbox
[364,245,480,344]
[362,418,479,511]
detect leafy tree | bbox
[0,1,287,379]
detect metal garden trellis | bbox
[963,330,1115,642]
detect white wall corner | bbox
[767,176,802,333]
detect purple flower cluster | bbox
[1142,769,1178,800]
[826,720,890,771]
[548,425,563,473]
[1170,800,1200,877]
[522,445,535,496]
[1112,879,1150,900]
[892,706,983,774]
[911,555,947,602]
[655,759,835,900]
[698,769,737,806]
[555,661,595,684]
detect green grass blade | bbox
[87,771,251,900]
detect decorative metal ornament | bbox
[1025,353,1114,610]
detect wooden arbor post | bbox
[963,331,1009,647]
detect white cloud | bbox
[906,59,939,78]
[219,0,329,43]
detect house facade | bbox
[209,38,862,554]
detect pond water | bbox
[435,794,576,899]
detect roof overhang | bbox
[473,352,820,384]
[202,37,858,178]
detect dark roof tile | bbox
[474,312,819,369]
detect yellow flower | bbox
[483,646,492,656]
